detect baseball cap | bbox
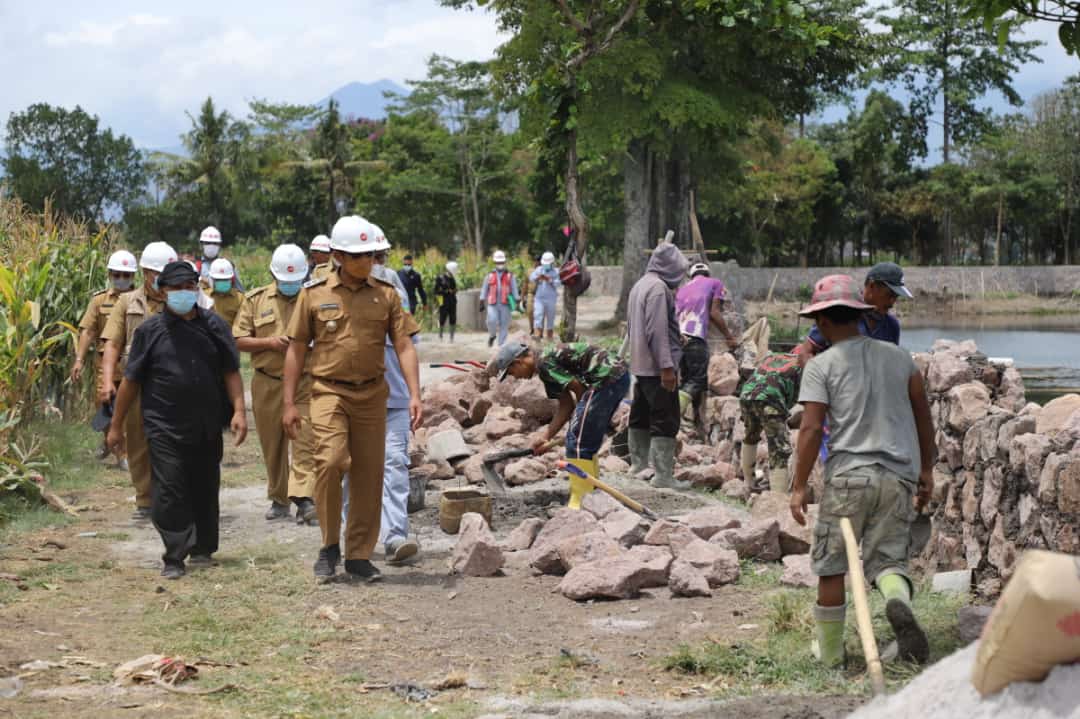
[866,262,913,299]
[798,274,874,317]
[494,341,529,380]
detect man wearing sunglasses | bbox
[282,215,422,583]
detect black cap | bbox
[866,262,913,299]
[403,254,413,261]
[158,261,200,288]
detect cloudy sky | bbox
[0,0,1076,151]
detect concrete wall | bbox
[584,264,1080,300]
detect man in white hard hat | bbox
[282,215,422,583]
[530,251,561,340]
[481,250,519,347]
[197,226,244,291]
[205,258,244,327]
[433,261,458,341]
[100,241,178,522]
[308,234,332,278]
[72,249,138,460]
[234,244,319,525]
[675,262,737,431]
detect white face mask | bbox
[495,263,506,271]
[203,244,220,259]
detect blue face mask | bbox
[165,289,198,315]
[112,277,134,291]
[278,280,302,297]
[213,279,232,294]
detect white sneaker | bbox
[386,538,419,564]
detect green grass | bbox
[663,582,966,697]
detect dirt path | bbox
[0,336,871,718]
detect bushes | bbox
[0,196,112,482]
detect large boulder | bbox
[780,554,815,588]
[510,378,558,423]
[644,519,698,549]
[927,353,974,394]
[672,538,740,586]
[750,491,818,555]
[422,382,471,427]
[1009,433,1051,482]
[581,491,624,520]
[502,518,545,551]
[676,462,736,489]
[528,509,600,575]
[557,531,624,571]
[669,560,713,597]
[996,367,1026,412]
[504,457,549,486]
[626,544,673,588]
[557,557,653,600]
[1057,457,1080,514]
[708,353,740,396]
[482,407,525,440]
[1036,394,1080,436]
[946,382,991,434]
[450,513,505,577]
[681,504,750,540]
[468,396,494,427]
[710,519,781,561]
[602,509,652,548]
[461,454,488,485]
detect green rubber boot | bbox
[813,603,847,669]
[628,428,652,475]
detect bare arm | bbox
[908,371,936,510]
[392,334,423,430]
[224,369,247,446]
[709,298,737,348]
[105,377,139,454]
[71,329,96,382]
[99,341,121,401]
[790,401,827,526]
[236,336,288,353]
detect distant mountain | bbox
[317,79,409,121]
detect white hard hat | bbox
[271,244,309,281]
[492,250,507,263]
[199,226,222,245]
[140,242,178,272]
[107,250,138,273]
[209,258,235,280]
[446,261,459,274]
[689,262,711,278]
[330,215,390,253]
[541,251,555,265]
[309,234,332,254]
[368,222,390,249]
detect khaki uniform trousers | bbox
[310,378,388,560]
[124,386,151,508]
[251,370,316,505]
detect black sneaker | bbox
[313,544,340,583]
[161,562,185,580]
[344,559,382,581]
[294,499,318,526]
[488,335,495,347]
[886,599,930,664]
[265,502,290,520]
[187,554,213,568]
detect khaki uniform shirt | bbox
[101,287,166,373]
[210,288,244,329]
[233,283,306,376]
[286,269,408,384]
[78,287,129,355]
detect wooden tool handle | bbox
[840,517,886,696]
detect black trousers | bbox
[629,375,680,438]
[439,299,457,328]
[147,431,223,565]
[679,336,709,412]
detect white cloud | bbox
[43,14,173,48]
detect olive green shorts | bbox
[811,463,916,588]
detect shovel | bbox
[480,440,558,496]
[909,512,932,558]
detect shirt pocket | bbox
[253,310,277,337]
[314,304,349,343]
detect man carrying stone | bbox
[625,242,688,489]
[790,274,935,668]
[739,352,802,493]
[107,261,247,579]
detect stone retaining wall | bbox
[584,264,1080,300]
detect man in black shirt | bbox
[397,255,427,314]
[107,261,248,579]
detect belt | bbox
[256,368,283,381]
[313,375,379,389]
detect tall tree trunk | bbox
[674,148,692,253]
[688,189,705,258]
[995,192,1004,266]
[561,126,588,341]
[652,154,670,242]
[470,177,484,257]
[616,141,653,322]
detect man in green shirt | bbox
[738,352,801,493]
[495,341,631,509]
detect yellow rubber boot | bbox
[566,457,598,510]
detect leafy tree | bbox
[877,0,1042,164]
[962,0,1080,55]
[3,103,146,222]
[1028,80,1080,263]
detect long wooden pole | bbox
[840,517,886,696]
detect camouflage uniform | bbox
[738,352,801,469]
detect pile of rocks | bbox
[449,490,820,601]
[911,339,1080,597]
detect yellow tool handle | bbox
[840,517,886,696]
[557,460,654,518]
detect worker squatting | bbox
[74,227,934,668]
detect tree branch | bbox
[555,0,589,36]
